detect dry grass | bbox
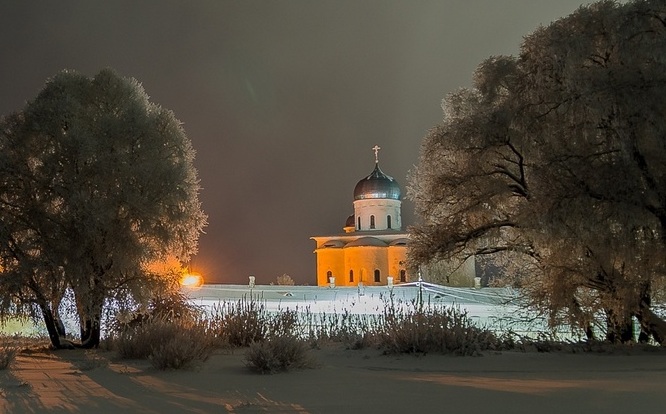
[0,344,17,370]
[8,293,659,373]
[207,299,269,347]
[148,323,214,370]
[300,299,507,355]
[105,294,635,372]
[244,335,317,374]
[375,303,505,355]
[204,297,509,356]
[111,317,215,370]
[107,291,216,369]
[0,335,50,370]
[303,309,375,349]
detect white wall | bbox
[353,199,401,231]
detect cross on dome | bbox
[372,145,381,163]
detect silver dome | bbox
[353,163,401,201]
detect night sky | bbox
[1,1,588,284]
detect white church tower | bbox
[351,145,402,232]
[312,145,410,287]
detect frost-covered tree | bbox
[0,69,206,348]
[276,273,295,286]
[409,0,666,344]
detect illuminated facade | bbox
[312,146,410,287]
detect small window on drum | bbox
[374,269,381,283]
[357,216,361,230]
[349,270,354,282]
[387,215,392,229]
[370,215,375,229]
[400,269,406,283]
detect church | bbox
[311,146,411,287]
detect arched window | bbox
[326,271,332,283]
[399,269,406,283]
[349,270,354,282]
[387,215,392,229]
[370,215,375,229]
[357,216,361,230]
[374,269,381,283]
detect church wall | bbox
[353,199,401,231]
[344,246,389,286]
[387,245,409,283]
[315,248,344,287]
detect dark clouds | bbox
[0,1,588,284]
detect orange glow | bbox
[180,272,204,288]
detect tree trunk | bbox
[72,278,105,348]
[636,285,652,343]
[605,308,634,343]
[584,324,595,341]
[78,298,103,348]
[49,293,67,337]
[79,317,101,348]
[636,301,666,345]
[53,309,66,337]
[571,297,595,340]
[79,314,90,342]
[38,302,68,349]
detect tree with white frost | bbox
[0,69,206,348]
[409,0,666,344]
[276,273,295,286]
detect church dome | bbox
[345,214,355,228]
[353,163,401,201]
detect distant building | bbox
[311,146,410,287]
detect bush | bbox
[303,309,376,350]
[244,335,316,374]
[207,299,269,347]
[301,298,506,355]
[145,290,203,321]
[376,302,503,355]
[114,320,166,359]
[149,324,214,370]
[268,309,302,338]
[105,288,216,369]
[113,317,214,369]
[107,289,203,335]
[0,345,17,370]
[108,293,510,368]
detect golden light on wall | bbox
[180,271,204,288]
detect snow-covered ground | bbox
[184,283,554,337]
[0,283,553,338]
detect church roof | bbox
[345,237,389,248]
[353,163,401,201]
[389,238,409,246]
[322,240,345,248]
